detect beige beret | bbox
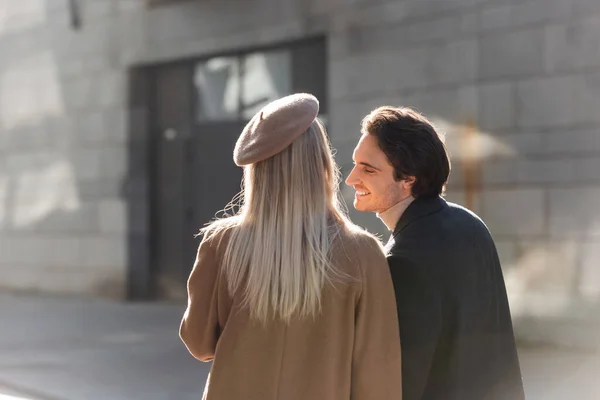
[233,93,319,166]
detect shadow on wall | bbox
[0,1,128,297]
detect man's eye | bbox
[364,168,375,174]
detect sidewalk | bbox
[0,292,598,400]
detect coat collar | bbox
[392,195,447,237]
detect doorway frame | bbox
[125,35,327,300]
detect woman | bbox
[180,93,402,400]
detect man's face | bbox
[345,134,413,214]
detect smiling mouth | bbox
[355,190,371,197]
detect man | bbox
[346,106,525,400]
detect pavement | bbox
[0,293,599,400]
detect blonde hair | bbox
[201,119,350,323]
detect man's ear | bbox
[402,176,416,189]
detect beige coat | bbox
[180,226,402,400]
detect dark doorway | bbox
[127,37,327,300]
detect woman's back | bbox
[179,93,402,399]
[180,224,402,400]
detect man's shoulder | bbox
[445,200,479,217]
[391,200,492,249]
[444,201,491,231]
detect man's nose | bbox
[345,166,358,186]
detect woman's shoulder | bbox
[338,222,385,251]
[198,216,241,252]
[332,222,387,267]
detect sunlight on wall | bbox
[0,174,7,227]
[431,117,516,160]
[504,242,577,317]
[11,159,80,228]
[0,0,46,36]
[0,393,36,400]
[0,51,64,130]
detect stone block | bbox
[62,76,95,111]
[510,0,572,26]
[430,39,478,86]
[571,0,600,16]
[103,107,127,143]
[390,14,464,47]
[458,84,479,121]
[146,1,218,45]
[480,0,572,32]
[44,235,83,268]
[481,159,519,186]
[73,149,103,180]
[479,28,545,79]
[75,108,127,145]
[0,263,41,290]
[516,158,575,185]
[479,82,515,131]
[328,1,411,31]
[543,128,600,154]
[128,200,148,235]
[117,0,144,12]
[56,57,86,79]
[4,125,49,151]
[14,201,99,234]
[93,71,126,109]
[335,49,430,95]
[577,241,600,298]
[406,88,460,122]
[99,199,127,234]
[76,111,106,144]
[482,188,546,236]
[116,11,151,62]
[46,117,76,147]
[344,41,476,92]
[501,132,545,157]
[80,235,127,269]
[549,187,600,238]
[1,234,46,265]
[78,178,123,201]
[574,156,600,183]
[546,16,600,72]
[99,146,127,179]
[329,57,355,100]
[572,71,600,125]
[461,11,480,34]
[328,99,375,143]
[480,4,513,31]
[402,0,485,20]
[516,76,574,128]
[6,151,53,171]
[81,0,116,20]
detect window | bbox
[241,50,291,119]
[193,39,326,123]
[194,56,240,121]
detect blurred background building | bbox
[0,0,599,349]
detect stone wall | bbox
[1,0,599,346]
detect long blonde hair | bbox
[201,119,350,323]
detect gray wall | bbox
[1,0,599,347]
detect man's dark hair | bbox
[361,106,451,198]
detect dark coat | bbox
[385,196,525,400]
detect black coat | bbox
[385,196,525,400]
